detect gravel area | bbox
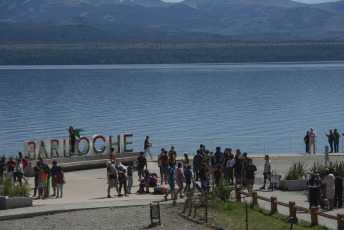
[0,204,209,230]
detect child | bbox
[38,165,49,199]
[127,161,134,194]
[214,164,223,186]
[55,166,65,198]
[183,165,193,194]
[227,154,235,184]
[175,162,185,198]
[244,159,257,194]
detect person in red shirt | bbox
[6,157,16,179]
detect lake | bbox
[0,62,343,156]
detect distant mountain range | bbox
[0,0,344,43]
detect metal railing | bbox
[0,135,343,158]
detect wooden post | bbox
[289,201,296,218]
[337,214,344,230]
[193,202,197,218]
[270,197,277,214]
[310,206,318,226]
[252,191,258,205]
[236,187,241,202]
[205,191,208,223]
[183,199,188,213]
[245,203,249,230]
[188,202,193,217]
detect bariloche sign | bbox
[24,134,133,161]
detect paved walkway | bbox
[1,153,344,229]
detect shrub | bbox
[0,175,30,198]
[284,161,307,180]
[209,181,234,203]
[309,161,344,178]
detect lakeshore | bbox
[1,152,343,229]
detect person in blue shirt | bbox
[214,146,223,165]
[164,164,175,201]
[183,165,193,194]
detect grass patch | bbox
[203,202,330,230]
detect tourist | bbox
[244,158,257,194]
[144,136,153,160]
[117,162,128,196]
[204,150,212,178]
[107,160,120,198]
[226,154,235,184]
[168,146,176,167]
[55,166,65,198]
[214,147,223,166]
[308,173,321,208]
[66,126,76,154]
[304,131,310,153]
[241,152,249,189]
[308,128,316,154]
[38,164,50,199]
[334,129,340,153]
[127,161,134,194]
[182,152,189,170]
[220,148,230,181]
[325,130,336,153]
[193,150,204,181]
[33,161,41,197]
[160,150,169,184]
[0,156,6,178]
[175,162,185,198]
[23,156,29,170]
[323,168,335,210]
[234,149,242,187]
[334,172,343,208]
[214,164,223,186]
[199,163,210,195]
[198,144,206,156]
[51,160,58,197]
[6,157,16,179]
[139,169,157,194]
[136,151,147,181]
[109,147,116,163]
[183,165,193,194]
[260,155,271,190]
[164,164,175,200]
[14,159,24,186]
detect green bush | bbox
[309,161,344,178]
[284,161,307,180]
[209,182,234,203]
[0,174,30,198]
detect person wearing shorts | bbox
[164,164,175,200]
[136,152,147,180]
[38,165,49,199]
[175,162,185,198]
[51,160,58,197]
[244,158,257,194]
[184,165,192,194]
[107,161,120,198]
[261,155,271,190]
[160,150,169,184]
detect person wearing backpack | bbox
[117,162,128,196]
[160,151,169,184]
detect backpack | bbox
[154,186,163,195]
[151,172,158,182]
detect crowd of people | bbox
[304,127,343,154]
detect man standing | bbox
[334,172,343,208]
[308,128,316,154]
[107,160,120,198]
[51,160,59,197]
[144,136,153,160]
[304,131,310,154]
[193,150,204,181]
[325,130,336,153]
[260,155,271,190]
[137,151,147,181]
[164,164,175,201]
[323,168,335,210]
[334,129,340,153]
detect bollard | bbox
[205,191,208,223]
[182,199,188,213]
[337,214,344,230]
[252,192,258,205]
[193,202,197,218]
[289,201,296,218]
[310,206,318,226]
[188,202,193,217]
[271,197,277,214]
[236,187,242,202]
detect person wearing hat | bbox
[308,128,317,154]
[323,168,335,210]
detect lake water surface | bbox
[0,62,343,155]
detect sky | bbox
[163,0,341,3]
